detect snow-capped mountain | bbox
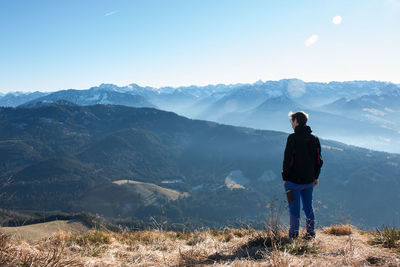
[247,80,400,108]
[20,86,155,108]
[322,90,400,132]
[3,79,400,152]
[0,91,49,107]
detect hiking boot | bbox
[303,232,316,240]
[288,232,299,241]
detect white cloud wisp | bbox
[332,15,343,24]
[305,34,319,47]
[105,10,118,16]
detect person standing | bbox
[282,111,323,239]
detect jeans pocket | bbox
[286,189,295,204]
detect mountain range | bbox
[1,103,399,228]
[1,79,400,153]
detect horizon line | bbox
[1,78,399,94]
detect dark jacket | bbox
[282,125,323,184]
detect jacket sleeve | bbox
[315,137,323,179]
[282,135,295,181]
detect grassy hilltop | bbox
[1,221,399,266]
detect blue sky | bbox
[1,0,399,92]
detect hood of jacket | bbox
[294,125,312,135]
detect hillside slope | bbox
[0,103,399,227]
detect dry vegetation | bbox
[1,224,400,266]
[323,224,353,236]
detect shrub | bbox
[209,229,227,237]
[372,226,400,249]
[231,228,251,238]
[284,238,319,255]
[174,231,192,240]
[323,224,352,236]
[0,233,9,249]
[112,230,160,246]
[69,230,111,246]
[50,231,71,246]
[186,232,205,246]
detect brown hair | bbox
[289,111,309,126]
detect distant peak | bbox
[88,84,119,92]
[128,83,140,88]
[253,80,264,86]
[5,91,26,96]
[99,83,118,88]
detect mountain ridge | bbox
[2,79,400,152]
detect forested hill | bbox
[1,103,399,228]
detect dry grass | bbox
[1,225,400,266]
[0,232,82,266]
[323,224,353,236]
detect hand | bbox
[283,180,287,185]
[313,179,319,188]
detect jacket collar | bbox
[294,125,312,135]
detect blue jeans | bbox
[284,181,315,238]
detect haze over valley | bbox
[2,79,400,153]
[1,99,399,228]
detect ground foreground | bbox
[1,222,399,266]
